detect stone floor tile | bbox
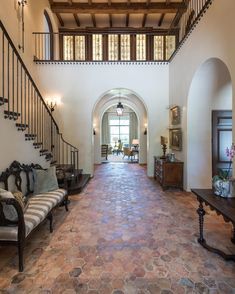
[0,163,234,293]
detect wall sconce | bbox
[144,123,147,135]
[45,97,60,112]
[93,124,96,135]
[160,136,168,159]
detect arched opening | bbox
[43,9,54,60]
[92,88,148,168]
[100,104,139,163]
[187,58,232,190]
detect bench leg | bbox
[18,241,24,272]
[47,212,53,233]
[64,195,69,212]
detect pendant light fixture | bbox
[116,92,124,116]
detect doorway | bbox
[212,110,232,176]
[101,105,139,163]
[92,88,147,170]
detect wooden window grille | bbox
[75,36,85,60]
[136,34,146,61]
[166,35,176,60]
[120,34,130,61]
[63,35,74,60]
[92,34,103,61]
[153,35,164,60]
[108,34,118,61]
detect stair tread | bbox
[0,97,8,104]
[4,110,20,116]
[59,174,90,195]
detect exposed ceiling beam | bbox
[68,0,73,5]
[60,27,179,34]
[88,0,92,5]
[158,13,165,26]
[108,0,111,6]
[169,0,189,29]
[146,0,151,7]
[73,13,80,26]
[127,0,131,6]
[56,13,64,26]
[142,14,147,27]
[109,14,112,27]
[126,13,129,27]
[50,2,187,14]
[92,14,96,27]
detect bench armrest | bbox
[0,198,26,239]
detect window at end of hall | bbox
[109,116,130,147]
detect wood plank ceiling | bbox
[48,0,188,31]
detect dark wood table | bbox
[191,189,235,261]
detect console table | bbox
[192,189,235,261]
[154,156,183,190]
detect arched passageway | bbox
[92,88,148,169]
[187,58,232,190]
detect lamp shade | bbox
[160,136,168,145]
[132,139,139,145]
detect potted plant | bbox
[212,143,235,198]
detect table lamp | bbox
[160,136,168,159]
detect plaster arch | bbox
[92,88,148,171]
[186,57,232,190]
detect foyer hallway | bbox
[0,163,235,293]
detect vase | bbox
[213,179,231,198]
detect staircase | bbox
[0,20,90,194]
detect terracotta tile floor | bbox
[0,163,235,293]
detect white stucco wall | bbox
[169,0,235,190]
[36,63,169,176]
[0,108,48,170]
[0,0,52,171]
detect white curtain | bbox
[102,112,110,144]
[129,112,138,146]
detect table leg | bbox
[231,224,235,244]
[197,200,205,244]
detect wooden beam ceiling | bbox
[50,2,187,14]
[68,0,73,5]
[142,14,147,28]
[126,13,129,27]
[170,0,189,28]
[109,14,112,27]
[73,13,80,27]
[56,13,64,26]
[92,14,96,27]
[158,13,165,27]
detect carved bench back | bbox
[0,161,43,196]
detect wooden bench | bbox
[0,161,68,271]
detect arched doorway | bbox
[92,88,148,168]
[187,58,232,190]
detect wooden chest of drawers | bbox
[154,156,184,190]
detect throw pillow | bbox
[0,188,18,222]
[13,191,28,212]
[33,166,59,195]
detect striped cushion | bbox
[24,189,67,236]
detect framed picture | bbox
[169,128,182,151]
[170,106,180,125]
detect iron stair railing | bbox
[0,20,79,171]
